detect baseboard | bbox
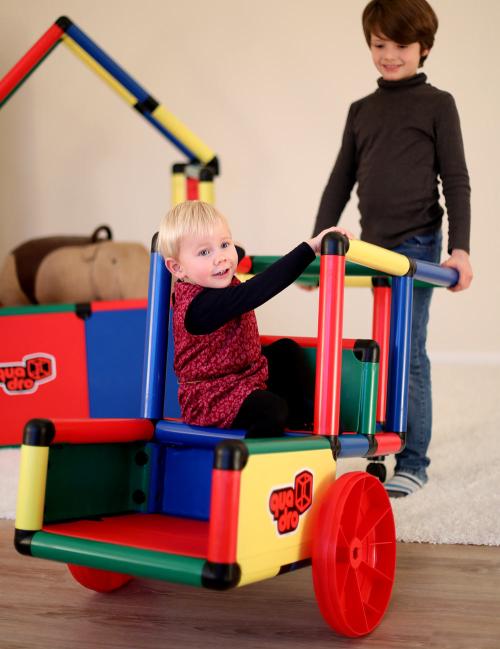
[430,352,500,365]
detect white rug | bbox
[338,364,500,546]
[2,364,499,545]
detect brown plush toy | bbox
[0,226,150,306]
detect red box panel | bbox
[0,312,89,445]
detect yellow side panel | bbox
[236,448,335,586]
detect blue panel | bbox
[337,434,370,458]
[141,251,170,419]
[85,307,146,418]
[155,419,246,449]
[66,23,149,102]
[386,276,413,433]
[162,447,213,520]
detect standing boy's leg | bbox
[384,231,442,497]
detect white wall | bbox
[0,0,498,359]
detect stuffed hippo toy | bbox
[0,226,150,306]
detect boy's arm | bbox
[186,243,316,334]
[312,105,357,236]
[435,94,472,291]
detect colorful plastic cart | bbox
[14,233,457,637]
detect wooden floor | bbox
[1,520,499,649]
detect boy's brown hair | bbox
[362,0,438,66]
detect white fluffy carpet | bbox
[1,364,499,545]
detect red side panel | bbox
[44,513,209,558]
[0,312,89,445]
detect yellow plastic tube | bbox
[346,240,410,276]
[152,104,216,165]
[63,35,137,106]
[198,180,215,205]
[15,445,49,531]
[172,172,187,206]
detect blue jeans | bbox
[391,230,442,481]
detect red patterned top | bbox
[173,279,268,428]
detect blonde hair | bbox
[158,201,230,260]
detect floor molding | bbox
[430,352,500,365]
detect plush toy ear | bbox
[80,244,100,263]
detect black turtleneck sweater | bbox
[313,73,471,253]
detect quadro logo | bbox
[0,353,57,395]
[269,469,313,535]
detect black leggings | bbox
[231,338,315,438]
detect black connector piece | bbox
[201,561,241,590]
[320,232,350,256]
[213,441,248,471]
[353,339,380,363]
[23,419,55,447]
[55,16,73,31]
[134,96,159,115]
[75,303,92,320]
[14,529,35,556]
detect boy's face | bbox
[167,219,238,289]
[370,33,428,81]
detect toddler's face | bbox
[172,220,238,289]
[370,33,427,81]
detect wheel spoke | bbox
[357,503,393,543]
[353,477,369,534]
[338,523,350,549]
[336,560,351,598]
[346,566,369,634]
[360,558,393,584]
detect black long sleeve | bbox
[312,74,471,254]
[185,242,315,335]
[313,105,357,236]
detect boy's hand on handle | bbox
[307,226,354,254]
[441,249,473,292]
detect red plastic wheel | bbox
[312,471,396,637]
[68,564,133,593]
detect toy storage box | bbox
[0,300,147,445]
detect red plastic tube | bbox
[207,468,241,564]
[0,23,64,104]
[372,285,391,424]
[314,255,345,436]
[374,432,402,455]
[52,418,154,444]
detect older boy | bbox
[312,0,472,496]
